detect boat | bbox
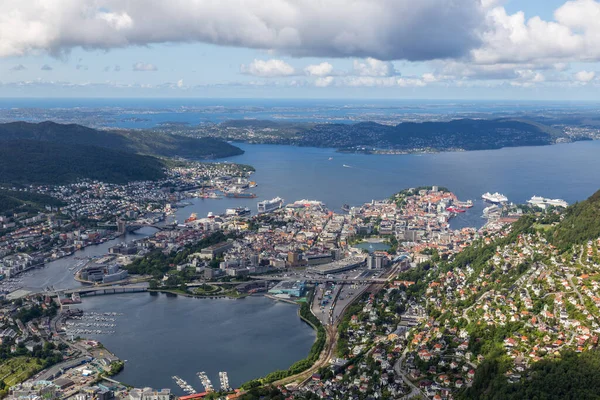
[172,376,196,394]
[446,207,466,213]
[328,157,333,161]
[197,372,214,392]
[225,192,257,199]
[184,213,197,223]
[249,181,257,188]
[219,372,232,392]
[341,204,351,212]
[225,207,251,217]
[455,200,474,208]
[343,164,351,168]
[482,192,508,204]
[482,204,500,218]
[257,197,284,214]
[527,195,568,208]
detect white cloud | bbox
[314,76,334,87]
[96,11,133,31]
[422,73,437,83]
[177,79,184,88]
[10,64,26,71]
[352,58,397,77]
[575,70,596,82]
[319,76,426,88]
[304,62,333,77]
[241,59,295,77]
[133,62,157,71]
[0,0,484,60]
[473,1,600,65]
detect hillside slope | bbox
[0,121,243,159]
[0,189,65,216]
[552,189,600,250]
[0,140,166,185]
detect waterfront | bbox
[76,293,316,394]
[18,227,157,291]
[175,140,600,229]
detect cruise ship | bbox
[482,192,508,204]
[225,207,251,217]
[527,196,568,208]
[224,191,256,199]
[257,197,284,214]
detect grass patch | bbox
[534,223,554,231]
[0,357,44,387]
[192,284,221,295]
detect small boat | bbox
[185,213,197,223]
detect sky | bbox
[1,0,600,99]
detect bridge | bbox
[126,223,170,232]
[48,284,149,297]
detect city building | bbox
[199,241,233,259]
[307,256,366,275]
[268,280,306,297]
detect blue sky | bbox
[1,0,600,99]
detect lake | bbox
[77,293,315,394]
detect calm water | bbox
[77,294,315,393]
[19,227,157,291]
[176,140,600,230]
[353,242,392,253]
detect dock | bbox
[219,371,232,392]
[172,376,196,394]
[196,372,214,392]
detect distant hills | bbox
[300,118,562,150]
[0,121,244,185]
[0,140,166,185]
[204,118,571,151]
[0,121,244,159]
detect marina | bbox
[196,371,213,392]
[219,371,232,392]
[172,376,196,394]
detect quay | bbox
[196,372,214,392]
[219,371,232,392]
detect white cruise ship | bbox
[482,192,508,204]
[257,197,284,214]
[527,196,568,208]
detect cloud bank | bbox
[0,0,484,61]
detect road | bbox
[393,350,426,399]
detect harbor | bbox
[219,372,232,392]
[196,372,213,392]
[73,293,316,395]
[172,376,196,394]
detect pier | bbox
[196,372,214,392]
[172,376,196,394]
[219,371,232,392]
